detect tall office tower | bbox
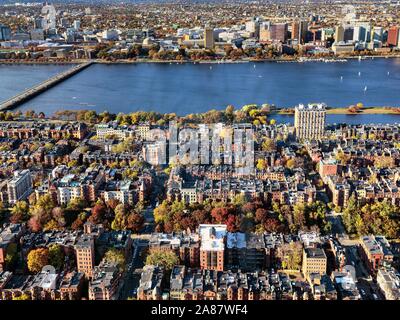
[7,170,33,205]
[245,19,260,38]
[259,22,271,42]
[291,21,299,40]
[372,26,383,42]
[269,23,287,42]
[294,103,326,141]
[33,17,43,29]
[354,23,372,42]
[292,20,308,44]
[73,20,81,30]
[60,18,69,28]
[204,25,214,49]
[41,4,56,30]
[0,25,11,41]
[199,224,227,271]
[387,26,400,47]
[365,25,372,42]
[343,26,354,41]
[334,25,345,42]
[75,235,95,278]
[353,25,361,41]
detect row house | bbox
[0,268,84,300]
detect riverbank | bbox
[1,53,400,65]
[275,106,400,116]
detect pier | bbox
[0,61,93,111]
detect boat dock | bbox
[0,61,93,111]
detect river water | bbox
[0,58,399,124]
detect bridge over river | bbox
[0,61,93,111]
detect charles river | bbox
[0,57,400,124]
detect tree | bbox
[211,207,230,224]
[44,219,61,231]
[5,243,18,268]
[255,208,268,223]
[263,218,281,232]
[10,200,29,223]
[342,196,358,234]
[88,203,106,224]
[281,242,302,270]
[256,159,268,171]
[104,248,125,271]
[145,249,179,271]
[13,293,31,300]
[27,248,49,273]
[154,200,171,224]
[71,217,84,230]
[126,212,144,233]
[293,204,306,230]
[261,138,276,152]
[48,244,64,270]
[286,158,296,169]
[111,204,128,230]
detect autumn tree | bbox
[88,203,107,224]
[10,200,29,223]
[27,248,49,273]
[281,242,302,271]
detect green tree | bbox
[5,243,18,269]
[145,249,179,271]
[48,244,64,270]
[104,248,125,271]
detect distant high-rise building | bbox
[292,20,308,44]
[343,26,354,42]
[294,103,326,140]
[0,25,11,41]
[41,4,56,30]
[387,26,400,47]
[334,25,345,42]
[73,20,81,31]
[259,23,271,42]
[269,23,287,42]
[60,18,69,28]
[204,25,214,49]
[353,22,371,43]
[33,17,43,29]
[245,20,260,38]
[372,26,383,42]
